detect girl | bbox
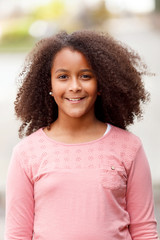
[5,30,158,239]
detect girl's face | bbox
[50,47,98,120]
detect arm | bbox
[126,144,158,240]
[5,147,34,240]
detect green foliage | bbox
[0,0,67,52]
[0,38,35,52]
[2,18,32,40]
[0,18,35,52]
[32,0,66,20]
[0,0,111,52]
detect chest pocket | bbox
[100,166,127,191]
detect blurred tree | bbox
[32,0,66,20]
[155,0,160,11]
[0,0,111,52]
[91,1,110,24]
[0,18,35,52]
[78,0,110,28]
[0,0,67,52]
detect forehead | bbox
[52,48,91,69]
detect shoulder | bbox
[109,124,142,148]
[13,128,43,154]
[108,125,143,171]
[11,128,45,180]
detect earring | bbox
[97,91,101,96]
[49,91,53,96]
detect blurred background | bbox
[0,0,160,238]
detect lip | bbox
[65,97,86,103]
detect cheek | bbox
[89,82,98,97]
[84,79,97,91]
[51,87,66,108]
[52,92,62,103]
[51,82,63,97]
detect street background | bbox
[0,0,160,238]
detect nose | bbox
[68,77,82,92]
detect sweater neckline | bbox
[39,124,113,146]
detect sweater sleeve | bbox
[126,144,158,240]
[5,147,34,240]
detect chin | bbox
[68,113,85,118]
[66,110,87,118]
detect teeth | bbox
[68,98,81,101]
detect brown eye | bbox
[81,74,92,79]
[58,75,68,79]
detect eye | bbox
[81,74,92,80]
[58,74,68,80]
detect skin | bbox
[44,48,107,143]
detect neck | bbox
[53,114,98,134]
[45,112,107,144]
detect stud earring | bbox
[49,91,53,96]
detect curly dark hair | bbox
[15,30,150,138]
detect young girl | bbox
[5,30,158,240]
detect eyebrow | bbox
[55,69,69,73]
[79,69,94,73]
[55,69,94,73]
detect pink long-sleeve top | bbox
[5,125,158,240]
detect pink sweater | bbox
[5,125,158,240]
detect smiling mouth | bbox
[66,97,85,102]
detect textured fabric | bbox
[5,125,158,240]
